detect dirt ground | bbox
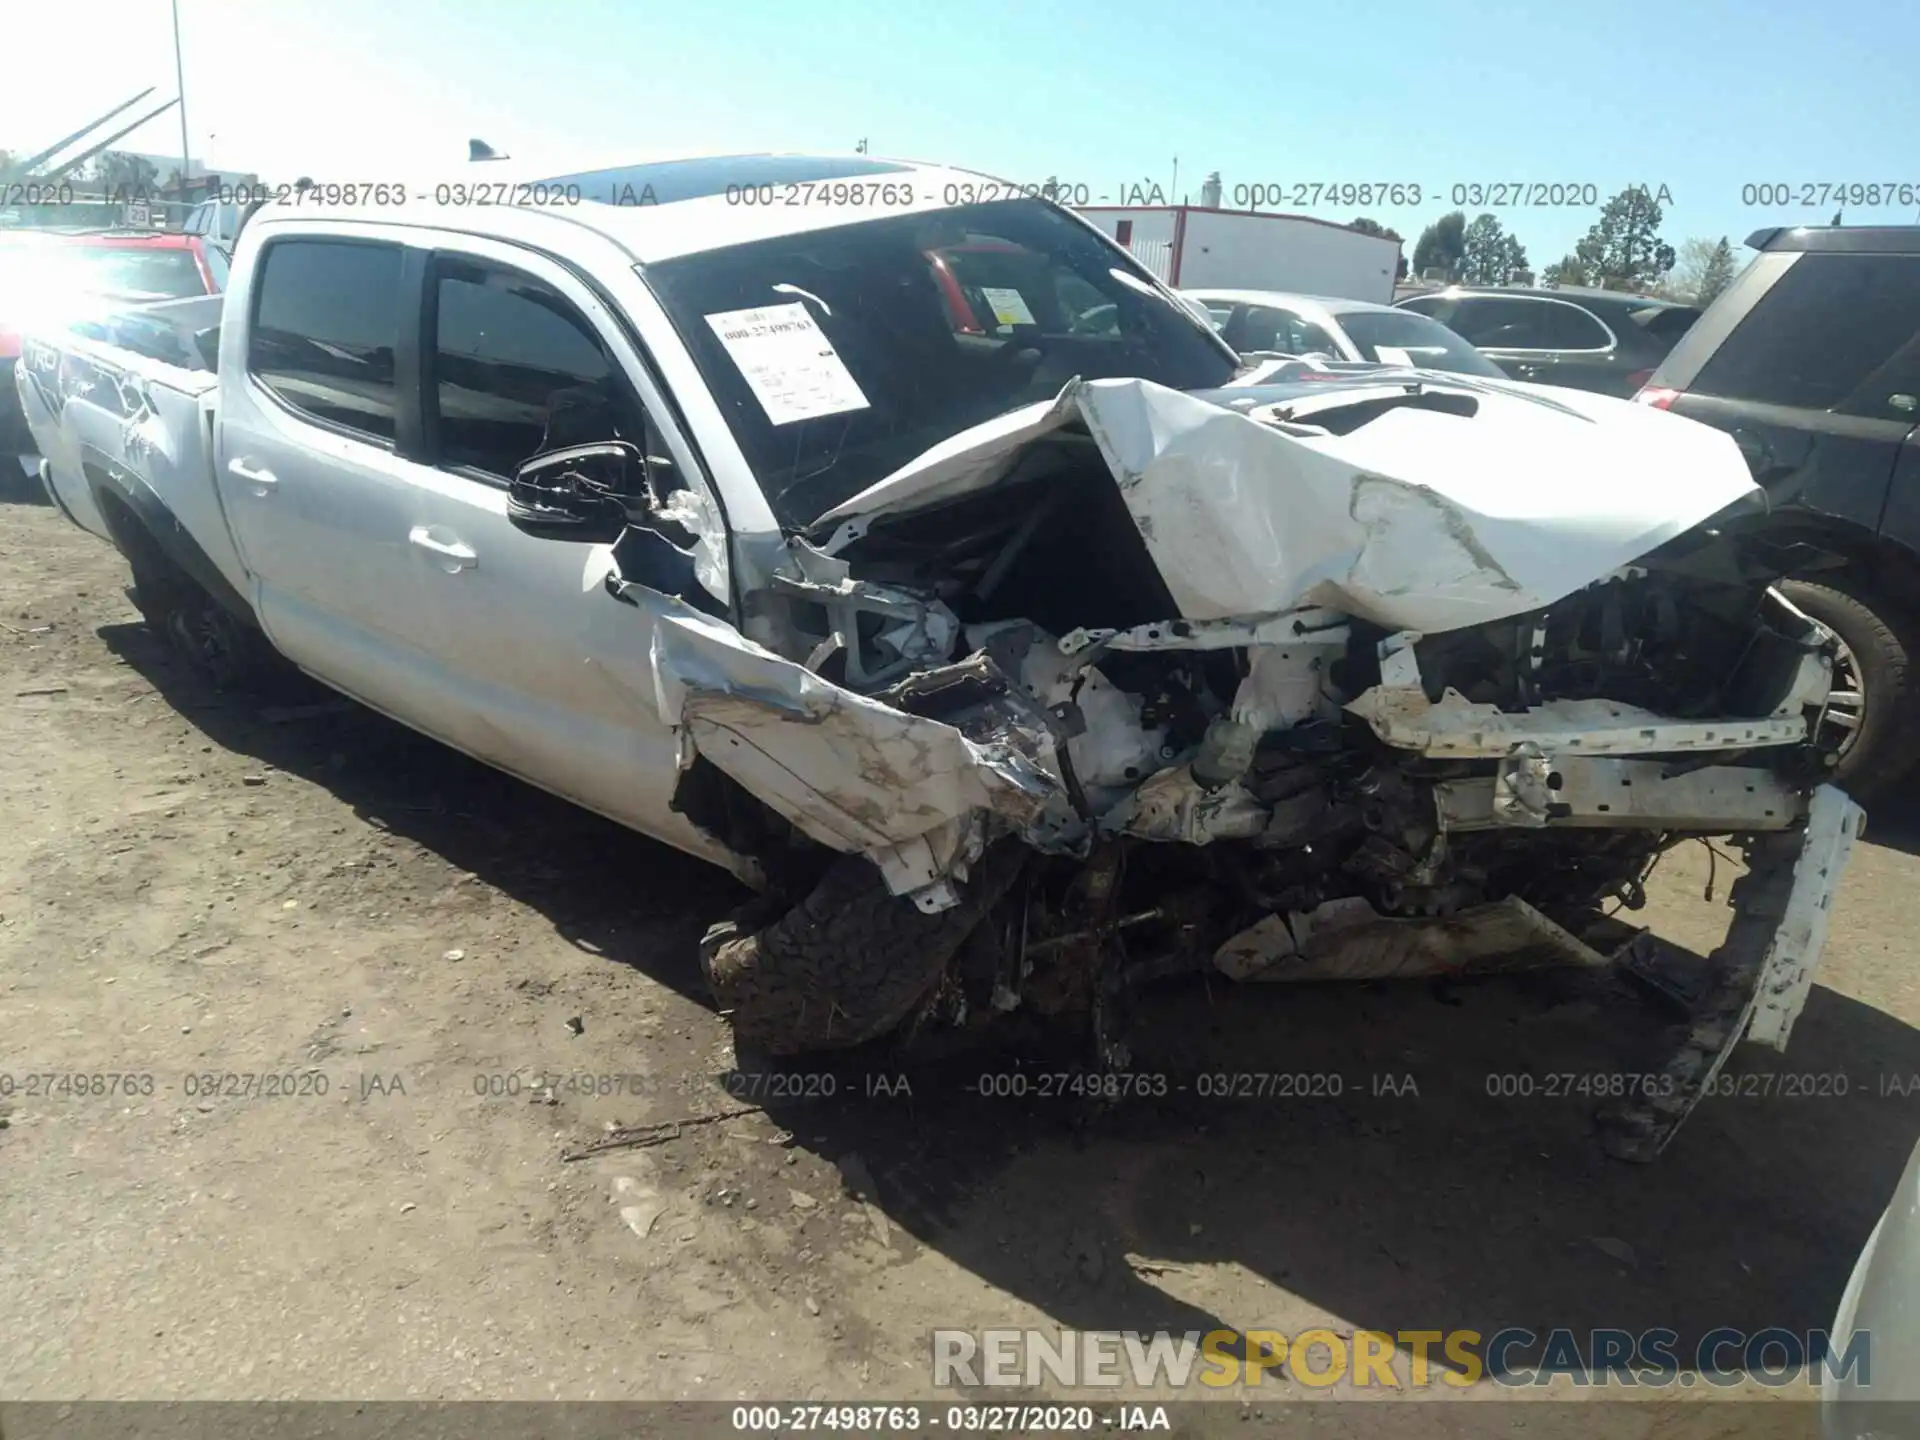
[2,492,1917,1426]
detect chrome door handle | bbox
[409,527,478,571]
[226,457,278,489]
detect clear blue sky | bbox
[6,0,1918,266]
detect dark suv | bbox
[1637,225,1920,795]
[1397,285,1702,397]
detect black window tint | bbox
[1442,297,1557,347]
[1693,253,1920,419]
[431,258,646,477]
[248,240,403,441]
[1531,301,1611,349]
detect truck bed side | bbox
[16,302,255,619]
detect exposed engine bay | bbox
[636,376,1863,1162]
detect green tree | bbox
[1460,213,1530,284]
[1574,185,1675,292]
[1695,237,1738,307]
[1542,254,1587,286]
[1350,217,1409,279]
[1411,210,1467,281]
[1664,237,1720,300]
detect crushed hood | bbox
[813,375,1762,635]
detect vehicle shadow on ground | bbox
[99,622,745,1010]
[1853,779,1920,859]
[767,970,1920,1380]
[106,622,1920,1380]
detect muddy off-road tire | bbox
[702,846,1025,1056]
[1778,578,1917,799]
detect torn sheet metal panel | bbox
[1346,685,1811,757]
[647,608,1066,876]
[1746,784,1864,1051]
[821,377,1761,635]
[652,486,731,606]
[1434,757,1806,831]
[814,386,1086,545]
[1213,894,1610,982]
[1088,379,1761,632]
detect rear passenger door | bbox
[216,233,446,721]
[401,240,704,835]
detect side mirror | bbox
[506,441,641,543]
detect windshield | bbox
[1334,308,1505,377]
[644,199,1237,527]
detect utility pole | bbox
[172,0,192,196]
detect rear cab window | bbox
[1691,253,1920,421]
[247,239,404,441]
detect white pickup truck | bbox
[16,152,1863,1160]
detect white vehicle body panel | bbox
[819,376,1760,635]
[1825,1135,1920,1430]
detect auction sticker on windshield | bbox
[980,286,1037,327]
[704,303,870,425]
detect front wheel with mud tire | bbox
[1778,578,1918,800]
[701,846,1025,1057]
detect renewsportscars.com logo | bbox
[931,1327,1871,1390]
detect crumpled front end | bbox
[648,374,1860,1156]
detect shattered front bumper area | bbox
[643,376,1862,1160]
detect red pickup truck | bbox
[1,230,228,469]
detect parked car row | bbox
[1398,284,1701,397]
[1185,227,1920,796]
[1184,289,1508,378]
[1186,283,1700,396]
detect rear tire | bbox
[1778,578,1917,799]
[130,566,281,692]
[701,846,1024,1057]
